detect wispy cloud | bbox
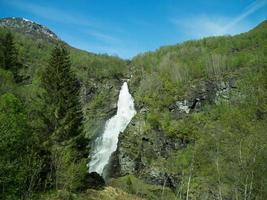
[86,30,121,45]
[6,0,97,27]
[171,0,267,38]
[171,16,230,37]
[222,0,267,34]
[5,0,124,47]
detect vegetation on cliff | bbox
[122,20,267,199]
[0,18,266,200]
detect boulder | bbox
[86,172,105,189]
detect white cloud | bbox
[86,30,121,45]
[222,0,267,34]
[5,0,124,48]
[171,0,267,38]
[171,16,230,37]
[6,0,98,27]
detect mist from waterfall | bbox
[88,82,136,175]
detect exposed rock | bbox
[169,79,237,115]
[87,78,238,192]
[169,100,191,118]
[108,116,183,189]
[107,78,238,191]
[0,17,59,41]
[215,80,236,104]
[82,79,121,139]
[188,97,201,109]
[142,168,180,191]
[108,103,118,115]
[86,172,105,189]
[82,86,97,103]
[176,100,190,113]
[140,107,149,113]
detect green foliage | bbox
[70,51,127,80]
[158,67,267,199]
[109,175,178,200]
[127,21,267,199]
[0,32,23,82]
[42,45,83,141]
[0,44,4,68]
[131,21,267,110]
[37,45,89,194]
[0,19,266,200]
[0,26,128,198]
[0,93,42,199]
[2,32,17,70]
[51,145,88,191]
[0,68,15,95]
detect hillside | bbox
[0,17,129,142]
[115,19,267,199]
[0,17,266,200]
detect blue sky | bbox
[0,0,266,59]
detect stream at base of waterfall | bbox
[88,82,136,175]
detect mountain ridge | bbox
[1,17,266,59]
[0,17,59,42]
[0,16,267,200]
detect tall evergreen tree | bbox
[2,32,21,82]
[3,32,17,70]
[0,44,4,69]
[41,45,88,192]
[42,45,83,141]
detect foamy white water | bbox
[88,82,136,175]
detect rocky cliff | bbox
[0,17,59,42]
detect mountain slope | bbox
[108,19,267,199]
[0,17,59,42]
[0,17,266,200]
[0,17,128,80]
[0,17,128,140]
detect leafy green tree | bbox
[0,93,42,199]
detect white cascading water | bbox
[88,82,136,175]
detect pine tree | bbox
[42,45,83,141]
[3,32,17,70]
[0,44,4,69]
[41,45,88,191]
[2,32,20,81]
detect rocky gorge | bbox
[1,17,266,200]
[104,76,239,189]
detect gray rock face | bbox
[143,168,180,191]
[108,116,185,187]
[215,80,236,103]
[86,172,105,189]
[140,107,149,113]
[0,17,59,41]
[169,100,190,114]
[107,78,237,190]
[169,79,237,116]
[81,78,121,155]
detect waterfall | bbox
[88,82,136,175]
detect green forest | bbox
[0,18,267,200]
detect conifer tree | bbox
[41,45,88,192]
[42,45,83,141]
[2,32,20,81]
[3,32,17,70]
[0,44,4,69]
